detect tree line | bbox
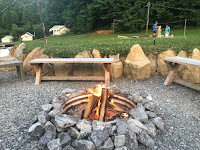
[0,0,199,40]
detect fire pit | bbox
[62,83,135,122]
[28,84,164,150]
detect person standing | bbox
[153,21,158,36]
[165,24,170,37]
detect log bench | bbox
[0,60,24,81]
[29,58,114,85]
[164,56,200,91]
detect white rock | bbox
[127,119,148,130]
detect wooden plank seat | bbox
[29,58,114,85]
[0,60,24,81]
[163,56,200,91]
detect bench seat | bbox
[0,60,24,81]
[164,56,200,91]
[29,58,114,85]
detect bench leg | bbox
[32,64,43,84]
[16,64,24,82]
[104,63,111,85]
[164,62,181,85]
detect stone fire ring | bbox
[28,85,165,150]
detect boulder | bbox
[109,54,120,62]
[127,119,148,131]
[93,63,104,76]
[55,114,77,128]
[57,132,72,147]
[98,137,114,150]
[112,62,123,78]
[137,131,155,149]
[147,52,157,75]
[47,138,62,150]
[182,49,200,83]
[92,49,101,58]
[68,127,79,139]
[76,140,95,150]
[54,63,73,76]
[125,131,138,150]
[157,49,176,76]
[129,104,148,123]
[73,63,94,76]
[152,117,165,131]
[116,120,127,135]
[23,47,55,76]
[177,51,188,79]
[38,111,49,125]
[75,51,93,58]
[39,130,56,147]
[114,146,128,150]
[124,44,151,80]
[76,119,92,131]
[63,146,76,150]
[77,128,91,139]
[90,130,109,147]
[114,135,126,148]
[42,104,53,112]
[28,122,45,140]
[15,42,26,60]
[73,51,94,76]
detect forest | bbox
[0,0,199,40]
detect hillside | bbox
[19,28,200,58]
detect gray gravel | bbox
[0,70,199,150]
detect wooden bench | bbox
[29,58,114,85]
[164,56,200,91]
[0,60,24,82]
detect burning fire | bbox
[85,83,129,122]
[86,83,105,97]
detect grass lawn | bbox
[16,27,200,58]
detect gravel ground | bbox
[0,70,199,150]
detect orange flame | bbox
[86,83,129,122]
[86,83,106,97]
[121,113,129,117]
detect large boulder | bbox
[54,64,73,76]
[92,49,101,58]
[75,51,93,58]
[182,49,200,83]
[147,52,157,75]
[92,49,104,76]
[23,47,55,76]
[177,51,188,79]
[112,62,123,78]
[109,54,120,63]
[124,44,151,80]
[157,50,176,76]
[15,43,26,60]
[74,51,94,76]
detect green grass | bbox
[16,27,200,58]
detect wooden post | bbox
[164,63,181,85]
[32,64,43,84]
[36,0,47,44]
[104,64,111,85]
[113,19,116,34]
[184,19,187,37]
[99,88,108,121]
[146,2,151,35]
[83,95,99,119]
[16,64,24,82]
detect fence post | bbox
[146,2,151,35]
[184,19,187,37]
[113,19,116,34]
